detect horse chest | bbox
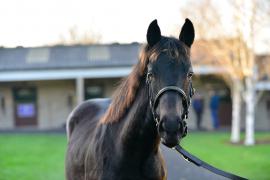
[142,152,166,180]
[111,152,166,180]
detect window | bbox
[26,48,50,63]
[87,46,110,61]
[0,94,5,112]
[85,86,103,99]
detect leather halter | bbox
[146,71,194,138]
[150,86,189,124]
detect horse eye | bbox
[187,72,193,78]
[147,72,153,81]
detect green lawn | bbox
[181,132,270,180]
[0,132,269,180]
[0,134,66,180]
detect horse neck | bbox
[118,81,160,154]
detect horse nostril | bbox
[162,121,166,130]
[158,120,166,133]
[158,116,187,138]
[160,116,182,133]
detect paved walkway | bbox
[160,145,228,180]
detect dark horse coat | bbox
[66,19,195,180]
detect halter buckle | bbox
[155,118,159,127]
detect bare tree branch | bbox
[56,26,102,45]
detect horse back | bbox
[66,98,111,180]
[66,98,111,140]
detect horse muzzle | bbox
[158,116,187,148]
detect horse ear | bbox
[179,18,195,47]
[147,19,161,47]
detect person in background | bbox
[210,91,220,129]
[192,93,204,130]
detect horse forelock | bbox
[99,37,190,124]
[148,37,190,63]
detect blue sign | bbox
[17,103,35,118]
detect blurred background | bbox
[0,0,269,180]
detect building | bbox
[0,43,269,130]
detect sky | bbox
[0,0,269,54]
[0,0,185,47]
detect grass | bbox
[0,132,269,180]
[181,132,270,180]
[0,134,66,180]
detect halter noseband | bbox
[151,86,189,122]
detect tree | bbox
[180,0,270,145]
[57,26,102,45]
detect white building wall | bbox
[0,85,14,129]
[37,80,75,129]
[0,78,270,131]
[255,93,270,130]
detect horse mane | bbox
[100,37,189,124]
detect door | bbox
[218,95,232,126]
[13,87,37,127]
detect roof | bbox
[0,43,141,71]
[0,42,269,82]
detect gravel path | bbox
[160,145,228,180]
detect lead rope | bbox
[173,84,247,180]
[173,145,248,180]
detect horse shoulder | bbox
[66,98,111,140]
[142,150,167,180]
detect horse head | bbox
[146,19,195,148]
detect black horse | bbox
[66,19,195,180]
